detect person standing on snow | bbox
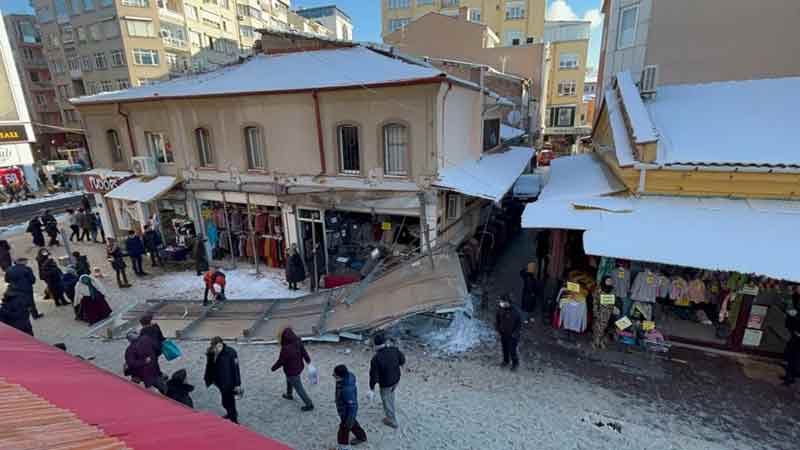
[495,295,522,371]
[285,244,305,291]
[5,258,42,319]
[67,209,80,242]
[333,364,367,448]
[519,262,540,323]
[124,330,165,394]
[42,210,59,247]
[204,336,242,423]
[26,216,45,247]
[271,327,314,412]
[107,238,131,288]
[142,224,164,268]
[125,230,147,276]
[369,333,405,429]
[78,208,93,242]
[40,255,68,306]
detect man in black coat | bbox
[0,291,33,335]
[519,262,541,322]
[369,333,406,428]
[204,336,242,423]
[42,210,59,247]
[27,217,45,247]
[5,258,42,319]
[285,244,305,290]
[125,230,147,276]
[142,225,164,267]
[496,296,522,371]
[41,257,68,306]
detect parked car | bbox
[537,149,555,166]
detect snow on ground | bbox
[0,191,82,210]
[423,296,495,355]
[139,268,306,300]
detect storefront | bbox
[104,176,179,236]
[80,169,134,240]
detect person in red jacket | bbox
[203,267,226,306]
[271,327,314,411]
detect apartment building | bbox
[295,5,353,41]
[382,0,546,46]
[596,0,800,109]
[30,0,334,130]
[541,20,590,153]
[3,14,64,159]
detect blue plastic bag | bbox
[162,340,182,361]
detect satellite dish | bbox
[507,110,522,126]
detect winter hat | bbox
[333,364,348,378]
[373,334,386,347]
[126,330,139,342]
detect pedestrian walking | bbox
[495,295,521,371]
[536,230,550,279]
[204,336,242,423]
[80,193,91,212]
[519,262,540,323]
[62,267,79,304]
[369,333,405,428]
[0,240,12,272]
[592,276,616,349]
[285,244,305,291]
[0,291,33,336]
[124,330,166,394]
[125,230,147,276]
[5,258,43,319]
[143,225,164,268]
[140,313,166,357]
[41,256,68,306]
[78,208,93,242]
[74,274,112,324]
[93,212,104,243]
[73,251,91,277]
[42,210,59,247]
[203,267,226,306]
[67,209,80,242]
[194,237,209,276]
[107,239,131,288]
[26,216,45,247]
[166,369,195,408]
[271,327,314,411]
[333,364,367,448]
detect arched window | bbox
[195,127,214,166]
[106,129,123,162]
[337,124,360,174]
[244,126,265,169]
[382,123,408,176]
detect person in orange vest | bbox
[203,266,226,306]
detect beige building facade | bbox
[382,0,545,46]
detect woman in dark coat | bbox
[271,327,314,411]
[42,210,59,247]
[74,274,112,324]
[107,239,130,288]
[0,291,33,336]
[285,245,306,290]
[41,257,68,306]
[194,238,209,276]
[0,240,12,271]
[27,217,45,247]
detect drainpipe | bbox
[440,82,453,168]
[312,91,326,174]
[117,103,137,157]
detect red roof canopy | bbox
[0,324,293,450]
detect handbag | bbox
[162,340,182,361]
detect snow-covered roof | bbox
[605,87,635,166]
[616,72,658,143]
[105,176,178,203]
[536,153,626,201]
[433,146,533,203]
[647,77,800,167]
[81,168,134,178]
[500,124,526,141]
[72,47,446,105]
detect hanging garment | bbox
[657,275,671,298]
[612,267,631,298]
[688,279,707,303]
[213,209,226,228]
[631,301,653,321]
[548,230,567,279]
[559,300,587,333]
[230,211,243,232]
[255,213,267,233]
[206,222,219,248]
[630,270,659,303]
[670,277,690,301]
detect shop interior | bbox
[201,200,286,269]
[157,198,196,262]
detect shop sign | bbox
[0,143,34,167]
[642,320,655,331]
[381,221,392,231]
[742,329,763,347]
[739,285,759,296]
[0,125,27,143]
[83,173,132,194]
[615,316,632,330]
[746,305,768,329]
[566,281,581,293]
[600,294,615,305]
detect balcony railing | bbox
[162,36,187,49]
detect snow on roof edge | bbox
[616,71,658,143]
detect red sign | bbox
[0,167,24,186]
[83,173,132,194]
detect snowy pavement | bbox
[0,191,83,210]
[137,268,306,301]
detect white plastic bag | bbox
[366,390,376,403]
[307,364,319,385]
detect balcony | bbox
[159,7,185,23]
[162,36,188,49]
[30,79,55,90]
[70,69,82,80]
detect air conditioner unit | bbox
[131,156,157,177]
[640,65,659,95]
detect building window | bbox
[118,79,130,89]
[504,30,523,46]
[244,126,266,170]
[416,0,434,5]
[441,0,459,6]
[110,49,126,67]
[121,0,149,6]
[617,5,638,49]
[387,0,410,9]
[446,194,460,220]
[35,94,46,105]
[81,55,93,71]
[37,6,54,23]
[483,118,500,150]
[16,21,40,44]
[83,0,94,10]
[67,57,79,71]
[146,132,173,163]
[388,18,410,33]
[548,106,576,128]
[107,130,123,162]
[51,60,65,74]
[100,80,115,92]
[468,8,481,22]
[29,71,40,83]
[53,0,68,17]
[195,128,214,166]
[186,5,198,20]
[383,123,408,176]
[337,125,360,174]
[506,4,526,20]
[89,23,102,41]
[104,21,120,38]
[94,52,108,70]
[126,20,155,37]
[133,48,159,66]
[558,80,577,96]
[559,53,579,69]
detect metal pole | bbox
[220,191,236,270]
[246,192,259,274]
[311,220,319,292]
[417,191,434,270]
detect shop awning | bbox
[105,176,178,203]
[335,195,420,216]
[433,146,534,203]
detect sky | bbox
[3,0,603,69]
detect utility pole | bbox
[417,191,434,270]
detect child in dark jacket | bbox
[166,369,194,408]
[334,364,367,448]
